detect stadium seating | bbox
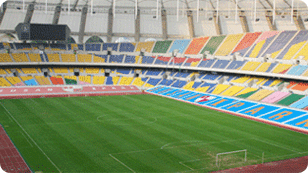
[211,84,231,95]
[183,58,201,67]
[135,41,155,52]
[241,61,261,71]
[50,44,67,51]
[215,34,244,56]
[141,56,155,64]
[77,54,92,62]
[158,79,174,86]
[50,76,64,85]
[32,43,49,50]
[293,42,308,60]
[85,44,101,51]
[200,36,226,54]
[277,30,308,60]
[61,54,76,62]
[92,76,105,85]
[194,82,217,93]
[146,78,161,87]
[20,76,38,86]
[109,55,124,63]
[35,76,51,85]
[102,43,118,51]
[231,32,262,56]
[146,69,162,76]
[272,64,293,74]
[226,60,246,70]
[85,68,100,74]
[168,39,191,53]
[154,56,171,65]
[0,53,12,62]
[246,31,280,58]
[117,69,131,74]
[22,68,37,74]
[171,80,187,88]
[198,59,216,68]
[68,44,78,51]
[14,43,32,50]
[236,87,258,98]
[12,53,28,62]
[202,74,220,80]
[124,55,139,64]
[290,82,308,91]
[0,69,6,75]
[28,53,42,62]
[261,91,290,104]
[169,57,186,66]
[79,76,91,85]
[256,62,277,72]
[152,40,173,53]
[184,37,209,54]
[247,89,275,101]
[262,31,297,58]
[93,54,107,63]
[221,86,245,96]
[0,77,11,87]
[132,77,147,87]
[6,77,24,86]
[212,60,230,69]
[105,76,120,85]
[119,43,136,52]
[64,76,77,85]
[290,96,308,109]
[47,54,60,62]
[118,77,134,85]
[78,44,84,51]
[277,94,305,106]
[183,81,202,90]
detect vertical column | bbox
[78,5,88,44]
[52,3,62,24]
[239,11,249,32]
[24,1,35,23]
[135,9,140,42]
[293,11,306,30]
[213,14,222,35]
[187,10,195,39]
[0,2,7,25]
[107,8,113,43]
[265,11,277,31]
[161,9,167,40]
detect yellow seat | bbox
[282,41,306,60]
[47,54,60,62]
[235,87,258,96]
[20,76,33,81]
[79,76,92,84]
[0,53,12,62]
[77,54,92,62]
[22,68,38,74]
[211,84,230,95]
[132,77,145,87]
[221,86,245,96]
[119,77,134,85]
[232,76,250,84]
[12,53,28,62]
[0,69,7,75]
[53,67,69,73]
[256,62,272,72]
[93,55,106,63]
[241,62,261,71]
[35,76,51,85]
[6,77,22,85]
[93,76,106,85]
[61,54,76,62]
[195,86,210,93]
[85,68,100,74]
[0,77,11,87]
[28,53,42,62]
[183,81,195,90]
[293,42,308,60]
[272,64,293,74]
[269,79,282,87]
[215,34,244,56]
[248,89,274,101]
[135,41,155,52]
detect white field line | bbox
[3,111,13,122]
[252,137,300,153]
[282,113,308,124]
[109,154,136,173]
[20,132,33,147]
[179,161,194,170]
[256,108,283,118]
[0,103,62,172]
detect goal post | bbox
[216,149,247,168]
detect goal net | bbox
[216,149,247,168]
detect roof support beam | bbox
[107,8,114,42]
[161,9,168,40]
[78,5,88,43]
[52,2,62,24]
[265,11,277,30]
[24,1,35,23]
[134,9,141,42]
[293,11,306,30]
[239,11,249,32]
[72,0,79,11]
[0,2,8,25]
[213,14,222,35]
[187,10,195,38]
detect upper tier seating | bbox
[50,44,67,51]
[20,76,38,86]
[78,44,84,51]
[146,70,162,76]
[272,64,293,74]
[221,86,245,96]
[202,74,220,80]
[261,91,290,104]
[183,58,201,67]
[77,54,92,62]
[12,53,28,62]
[262,31,297,58]
[68,44,78,50]
[47,54,60,62]
[85,44,101,51]
[109,55,124,63]
[93,54,107,63]
[119,43,136,52]
[241,61,261,71]
[135,41,155,52]
[124,55,139,64]
[169,57,186,66]
[32,43,49,50]
[93,76,105,85]
[256,62,277,72]
[277,94,305,106]
[231,32,262,56]
[174,72,190,78]
[226,60,246,70]
[293,41,308,60]
[245,31,280,58]
[215,34,244,56]
[28,53,42,62]
[61,54,76,62]
[211,84,230,95]
[141,56,155,64]
[200,36,226,55]
[168,39,191,53]
[287,65,308,76]
[50,76,64,85]
[212,60,230,69]
[0,53,12,62]
[155,56,171,65]
[277,30,308,60]
[152,40,173,53]
[14,43,32,50]
[247,89,275,101]
[102,43,118,51]
[35,76,51,85]
[79,76,91,85]
[198,59,216,68]
[184,37,209,55]
[0,77,11,87]
[117,69,131,74]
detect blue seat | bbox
[119,43,135,52]
[142,56,154,64]
[171,80,187,88]
[124,55,136,63]
[212,60,230,69]
[103,43,119,51]
[198,59,216,68]
[85,44,101,51]
[147,78,161,86]
[50,44,67,50]
[227,61,246,70]
[109,55,124,63]
[203,74,220,80]
[117,69,131,74]
[24,79,38,86]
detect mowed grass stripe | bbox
[0,94,306,172]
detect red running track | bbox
[0,125,31,173]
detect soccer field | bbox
[0,94,307,172]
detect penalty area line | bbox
[0,104,62,173]
[109,154,136,173]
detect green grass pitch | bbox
[0,94,307,172]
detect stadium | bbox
[0,0,308,172]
